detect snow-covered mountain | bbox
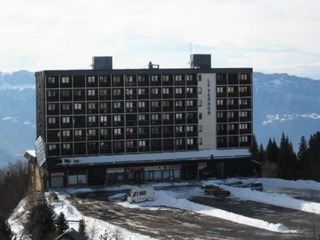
[253,72,320,150]
[0,71,319,166]
[0,71,35,166]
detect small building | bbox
[32,54,253,188]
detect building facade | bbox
[35,55,253,188]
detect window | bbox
[114,128,122,135]
[186,126,194,132]
[139,140,146,147]
[239,99,249,105]
[48,117,56,124]
[138,88,146,95]
[151,101,159,107]
[198,87,202,94]
[175,126,183,133]
[151,88,159,94]
[61,90,70,97]
[162,75,169,82]
[187,138,194,145]
[217,99,224,106]
[199,138,202,145]
[228,87,236,93]
[240,111,248,117]
[113,76,121,84]
[175,75,182,82]
[217,87,224,93]
[228,112,235,118]
[126,75,133,83]
[186,75,193,81]
[88,102,96,110]
[47,90,56,97]
[126,127,134,134]
[48,144,57,150]
[100,89,108,96]
[100,102,108,110]
[88,89,95,96]
[138,75,145,82]
[239,123,248,130]
[186,87,194,94]
[88,76,95,83]
[62,130,70,137]
[100,129,108,136]
[163,101,170,107]
[48,104,56,111]
[217,112,225,119]
[175,113,183,120]
[138,114,146,121]
[175,100,183,107]
[113,115,122,122]
[100,116,108,123]
[175,88,183,94]
[74,103,82,110]
[113,89,122,96]
[163,88,170,94]
[151,114,159,120]
[75,130,82,136]
[88,116,96,123]
[113,102,121,109]
[62,103,70,111]
[186,100,194,107]
[199,113,202,120]
[48,77,55,84]
[62,117,70,123]
[198,100,202,107]
[126,88,134,95]
[175,139,183,146]
[88,129,96,136]
[240,136,248,143]
[74,90,82,97]
[239,86,248,92]
[126,102,134,108]
[61,77,70,84]
[127,141,134,148]
[163,113,170,120]
[228,124,235,131]
[138,101,146,108]
[151,75,158,82]
[240,74,248,80]
[199,125,202,132]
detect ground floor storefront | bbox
[48,157,252,188]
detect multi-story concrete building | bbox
[34,54,253,188]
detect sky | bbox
[1,0,320,79]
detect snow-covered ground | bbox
[8,178,320,239]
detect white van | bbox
[127,186,155,203]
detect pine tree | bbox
[278,133,297,179]
[56,212,69,234]
[25,194,56,240]
[251,134,259,161]
[0,213,13,240]
[78,218,87,237]
[298,136,309,178]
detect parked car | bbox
[202,185,231,197]
[245,182,263,191]
[225,181,263,191]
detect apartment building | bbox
[34,55,253,188]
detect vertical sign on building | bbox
[198,73,217,149]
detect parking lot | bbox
[68,184,318,239]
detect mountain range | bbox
[0,71,319,166]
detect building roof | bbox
[58,148,251,166]
[55,228,87,240]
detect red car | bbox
[202,185,231,197]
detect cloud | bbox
[262,113,320,125]
[1,0,320,79]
